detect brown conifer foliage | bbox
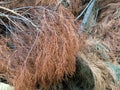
[0,6,84,90]
[13,6,81,90]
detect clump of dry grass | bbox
[90,20,120,63]
[97,2,120,22]
[87,2,120,64]
[78,38,120,90]
[0,5,84,90]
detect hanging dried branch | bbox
[0,5,84,90]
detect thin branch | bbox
[75,0,94,21]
